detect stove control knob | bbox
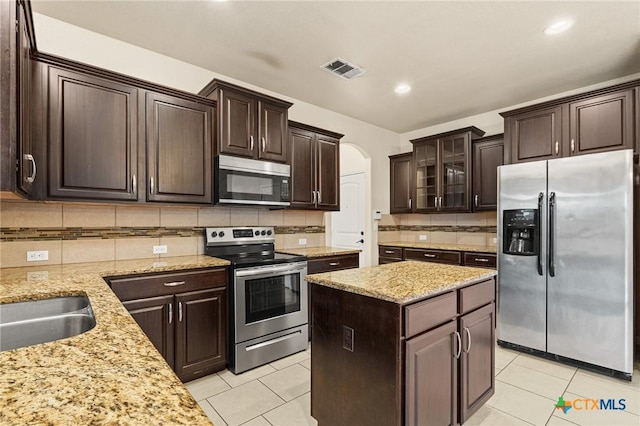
[210,231,217,238]
[261,230,266,236]
[255,230,260,236]
[219,231,225,238]
[266,230,272,236]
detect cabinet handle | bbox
[168,303,173,324]
[409,198,412,209]
[329,262,340,266]
[555,141,559,155]
[439,197,443,209]
[464,327,471,354]
[474,258,489,263]
[132,174,137,193]
[317,191,321,203]
[454,331,462,359]
[424,253,436,258]
[312,190,316,204]
[150,176,154,194]
[261,137,266,152]
[178,302,183,322]
[163,281,186,287]
[434,196,438,208]
[474,194,479,208]
[24,154,37,183]
[250,135,254,151]
[385,250,395,254]
[571,139,575,152]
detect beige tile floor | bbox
[186,344,640,426]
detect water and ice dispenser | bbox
[502,209,539,256]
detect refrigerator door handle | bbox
[548,191,556,277]
[537,192,544,276]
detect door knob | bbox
[356,239,364,244]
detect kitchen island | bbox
[0,255,228,425]
[306,261,497,426]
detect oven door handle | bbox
[235,263,306,278]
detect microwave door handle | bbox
[537,192,544,276]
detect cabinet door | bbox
[17,1,34,195]
[258,100,288,163]
[123,295,175,368]
[289,126,316,208]
[569,89,635,156]
[473,136,503,211]
[459,303,495,423]
[406,320,458,426]
[440,133,471,211]
[508,105,562,163]
[146,92,213,204]
[389,153,413,213]
[316,136,340,210]
[414,140,438,212]
[48,68,138,201]
[218,87,256,158]
[175,288,227,381]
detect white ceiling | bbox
[31,1,640,134]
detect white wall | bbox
[340,144,367,175]
[33,14,401,217]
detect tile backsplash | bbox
[0,201,326,268]
[377,211,497,248]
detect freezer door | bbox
[547,150,634,374]
[497,160,547,351]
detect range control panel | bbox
[205,227,275,246]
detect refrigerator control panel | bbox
[503,209,538,256]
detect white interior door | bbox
[331,172,365,266]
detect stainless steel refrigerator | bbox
[497,149,634,378]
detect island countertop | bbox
[0,255,229,425]
[277,246,361,258]
[380,242,497,254]
[305,260,496,304]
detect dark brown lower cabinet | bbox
[379,244,497,269]
[109,268,227,382]
[311,277,495,425]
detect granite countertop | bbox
[0,255,229,425]
[306,260,496,305]
[380,241,497,254]
[277,246,361,258]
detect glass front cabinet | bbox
[411,127,485,213]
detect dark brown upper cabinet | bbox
[411,127,485,213]
[288,121,342,211]
[1,0,37,197]
[48,67,140,201]
[199,80,292,163]
[389,153,413,214]
[146,92,213,204]
[502,82,639,164]
[472,134,503,211]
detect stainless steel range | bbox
[204,226,308,374]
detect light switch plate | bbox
[492,238,497,244]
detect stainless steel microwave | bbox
[214,155,290,207]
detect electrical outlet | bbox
[419,234,427,241]
[492,238,497,244]
[298,238,307,245]
[343,326,354,352]
[26,250,49,262]
[153,245,168,254]
[27,271,49,281]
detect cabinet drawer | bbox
[308,254,359,274]
[404,248,461,265]
[109,269,227,301]
[379,246,403,259]
[463,253,496,268]
[458,279,495,315]
[378,257,402,265]
[404,291,457,339]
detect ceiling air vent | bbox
[321,57,366,80]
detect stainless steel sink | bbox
[0,295,96,352]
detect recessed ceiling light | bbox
[544,20,573,35]
[394,84,411,95]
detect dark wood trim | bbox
[198,79,292,109]
[500,78,640,118]
[288,120,344,140]
[409,126,485,144]
[20,0,36,52]
[0,0,18,194]
[31,52,217,107]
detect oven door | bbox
[234,262,307,343]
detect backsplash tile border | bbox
[0,226,326,242]
[378,225,496,233]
